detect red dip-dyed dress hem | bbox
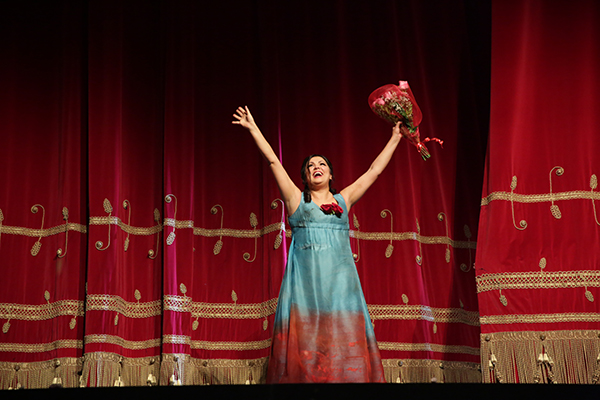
[266,194,385,383]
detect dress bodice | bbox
[288,193,349,231]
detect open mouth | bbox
[313,171,323,177]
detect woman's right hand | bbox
[232,106,256,130]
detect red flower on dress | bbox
[320,203,343,217]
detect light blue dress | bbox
[266,193,385,383]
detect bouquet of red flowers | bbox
[369,81,442,160]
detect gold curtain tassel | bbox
[147,373,157,386]
[50,376,63,388]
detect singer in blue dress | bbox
[232,106,405,383]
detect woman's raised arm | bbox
[232,106,301,214]
[340,122,404,211]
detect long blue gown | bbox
[266,193,385,383]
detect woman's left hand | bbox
[393,121,406,140]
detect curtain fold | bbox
[82,0,165,386]
[0,0,489,387]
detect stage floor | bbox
[3,383,600,400]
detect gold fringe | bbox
[1,352,485,387]
[0,357,83,389]
[160,354,268,385]
[80,352,160,387]
[382,359,481,383]
[481,330,600,383]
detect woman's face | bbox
[305,156,332,188]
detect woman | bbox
[232,106,403,383]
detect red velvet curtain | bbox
[477,0,600,383]
[0,1,88,388]
[0,0,488,387]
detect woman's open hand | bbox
[232,106,256,130]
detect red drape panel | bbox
[0,1,87,388]
[0,0,488,387]
[159,1,280,383]
[477,0,600,383]
[83,1,165,385]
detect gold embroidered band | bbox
[352,231,476,249]
[0,223,87,238]
[480,312,600,325]
[481,189,600,206]
[368,304,480,326]
[0,300,84,321]
[89,216,162,236]
[162,219,476,249]
[86,213,477,252]
[86,294,162,318]
[84,334,161,350]
[0,339,83,353]
[162,335,271,351]
[382,358,481,370]
[476,270,600,293]
[163,295,277,319]
[377,341,480,356]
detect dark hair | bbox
[300,154,337,203]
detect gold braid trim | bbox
[165,219,282,239]
[162,335,271,351]
[86,294,162,318]
[162,297,479,325]
[163,295,277,319]
[368,304,480,326]
[194,224,282,238]
[480,312,600,325]
[382,359,481,383]
[476,270,600,293]
[0,300,84,320]
[481,190,600,206]
[351,230,476,249]
[160,218,476,249]
[0,357,83,389]
[1,213,476,248]
[84,334,161,350]
[0,339,83,353]
[481,330,600,383]
[89,216,162,236]
[377,341,480,356]
[0,222,87,238]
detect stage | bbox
[3,383,600,400]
